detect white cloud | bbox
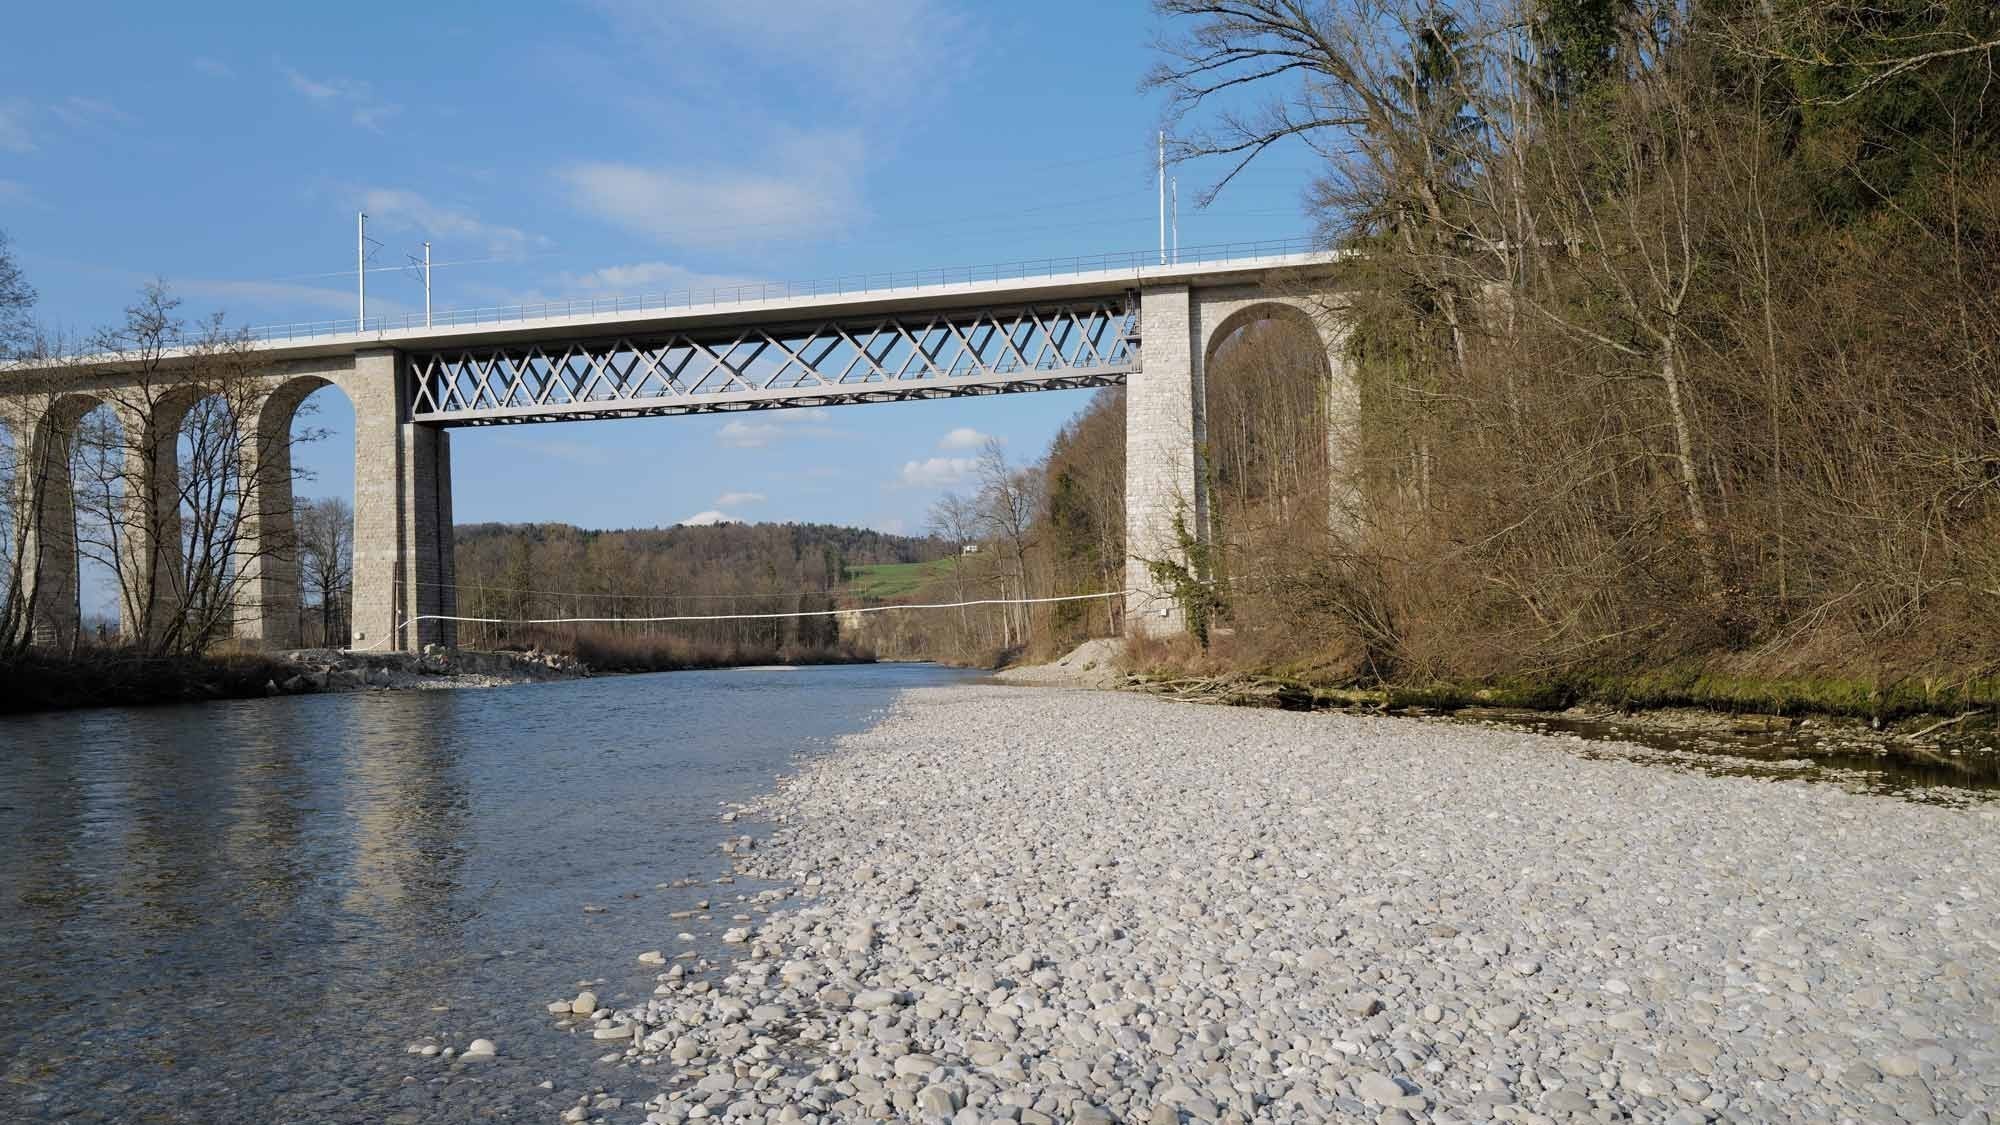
[575,262,706,290]
[938,427,997,450]
[715,490,766,506]
[193,57,234,79]
[0,99,33,153]
[169,277,382,317]
[715,408,842,449]
[358,188,542,258]
[281,65,339,100]
[592,0,968,109]
[491,433,610,466]
[562,261,758,295]
[717,420,782,449]
[451,261,762,312]
[0,97,135,148]
[49,97,134,131]
[898,456,976,489]
[0,180,31,207]
[561,130,865,246]
[278,62,400,131]
[679,509,737,526]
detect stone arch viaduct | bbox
[0,248,1348,650]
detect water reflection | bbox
[221,711,309,924]
[0,663,975,1123]
[339,696,468,933]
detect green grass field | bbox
[845,558,956,600]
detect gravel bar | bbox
[567,684,2000,1125]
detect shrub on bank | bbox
[0,648,297,714]
[1123,630,2000,723]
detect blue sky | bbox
[2,0,1315,542]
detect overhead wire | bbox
[421,578,903,602]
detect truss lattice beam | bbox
[409,298,1139,425]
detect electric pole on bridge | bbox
[356,211,367,332]
[400,242,436,328]
[1157,131,1166,266]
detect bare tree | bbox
[62,284,313,655]
[0,230,40,656]
[0,230,35,364]
[298,496,353,647]
[928,491,982,648]
[974,439,1041,649]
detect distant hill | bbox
[456,520,946,575]
[442,521,948,665]
[450,521,953,652]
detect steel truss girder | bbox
[407,298,1140,426]
[445,371,1129,426]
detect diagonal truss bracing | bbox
[408,297,1139,425]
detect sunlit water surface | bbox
[0,663,976,1124]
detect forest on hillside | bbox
[453,521,947,668]
[891,0,2000,711]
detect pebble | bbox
[1882,1054,1922,1077]
[560,686,2000,1125]
[1358,1073,1404,1103]
[915,1084,959,1115]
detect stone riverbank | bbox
[556,684,2000,1125]
[274,645,585,693]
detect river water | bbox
[0,663,976,1124]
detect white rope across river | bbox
[407,588,1130,627]
[380,589,1136,647]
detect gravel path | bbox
[569,685,2000,1125]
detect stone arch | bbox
[1195,292,1360,535]
[236,373,342,649]
[1199,297,1337,377]
[0,411,12,567]
[20,393,110,648]
[130,383,217,637]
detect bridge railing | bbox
[240,236,1322,344]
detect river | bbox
[0,663,978,1124]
